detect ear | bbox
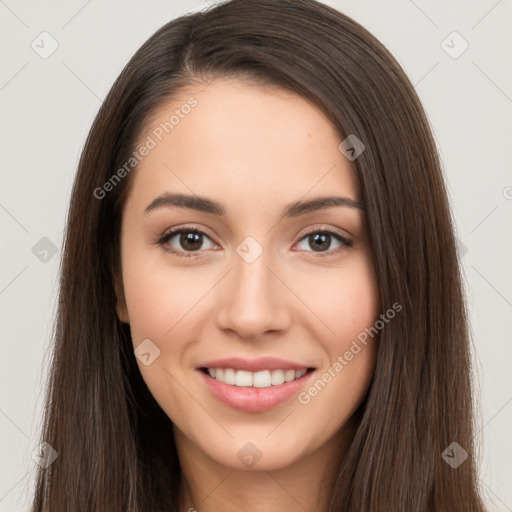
[113,271,129,324]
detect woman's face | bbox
[117,78,380,471]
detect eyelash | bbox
[156,225,353,259]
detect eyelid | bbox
[297,224,351,242]
[155,224,218,258]
[157,223,217,243]
[156,223,353,257]
[293,225,353,256]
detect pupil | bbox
[311,233,329,251]
[181,232,202,251]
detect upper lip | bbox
[197,357,314,372]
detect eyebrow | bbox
[144,192,365,217]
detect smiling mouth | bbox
[199,367,315,388]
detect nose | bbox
[214,247,292,340]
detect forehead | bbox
[125,78,360,214]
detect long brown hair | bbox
[32,0,486,510]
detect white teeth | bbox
[253,370,271,388]
[223,368,236,385]
[284,370,296,382]
[235,370,253,387]
[271,370,285,385]
[206,367,309,388]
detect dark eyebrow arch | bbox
[144,192,365,217]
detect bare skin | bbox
[116,78,380,511]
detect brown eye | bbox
[177,232,204,252]
[157,229,216,257]
[296,228,353,255]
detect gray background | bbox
[1,0,511,510]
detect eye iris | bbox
[180,232,202,251]
[310,233,330,251]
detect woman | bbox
[32,0,486,510]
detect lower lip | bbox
[197,369,315,413]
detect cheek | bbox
[120,253,206,414]
[328,267,379,344]
[292,253,380,407]
[295,256,380,427]
[293,253,380,347]
[121,243,207,343]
